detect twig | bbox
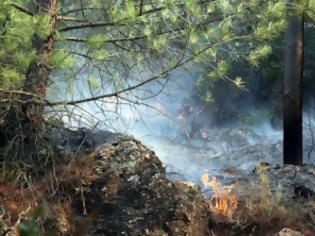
[48,45,211,106]
[10,3,34,16]
[307,108,315,163]
[80,172,87,216]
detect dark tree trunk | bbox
[283,3,304,165]
[0,0,57,162]
[20,0,57,162]
[22,0,57,128]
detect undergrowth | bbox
[210,167,315,236]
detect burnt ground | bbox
[0,136,315,235]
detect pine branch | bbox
[48,45,211,106]
[10,3,34,16]
[64,37,86,42]
[0,89,46,100]
[58,6,169,32]
[57,16,87,23]
[59,21,126,32]
[63,7,104,15]
[64,34,148,43]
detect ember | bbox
[201,172,237,217]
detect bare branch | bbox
[10,3,34,16]
[0,89,45,100]
[59,21,126,32]
[139,0,144,15]
[64,37,86,43]
[48,45,211,106]
[62,7,104,15]
[64,34,148,43]
[57,15,87,23]
[64,23,192,44]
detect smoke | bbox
[89,69,284,184]
[47,67,315,186]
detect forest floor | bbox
[0,136,315,236]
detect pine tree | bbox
[0,0,315,170]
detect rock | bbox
[51,127,122,154]
[250,164,315,199]
[275,228,305,236]
[3,135,315,235]
[45,137,210,235]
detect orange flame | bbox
[201,172,237,217]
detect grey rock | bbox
[51,127,122,153]
[47,137,211,235]
[244,164,315,200]
[275,228,304,236]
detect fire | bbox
[201,172,237,217]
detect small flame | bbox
[201,172,237,217]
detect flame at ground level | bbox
[201,172,237,217]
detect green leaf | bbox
[0,69,23,88]
[162,9,170,19]
[266,1,285,19]
[48,51,74,68]
[186,0,197,12]
[218,0,232,12]
[207,70,219,80]
[87,77,100,90]
[126,1,136,20]
[143,25,152,36]
[217,60,229,74]
[48,50,66,66]
[233,77,246,89]
[206,48,217,60]
[204,91,214,103]
[33,15,51,39]
[92,49,108,61]
[248,45,272,66]
[87,34,108,49]
[219,17,232,35]
[207,2,216,13]
[18,206,45,236]
[190,32,199,44]
[14,50,36,70]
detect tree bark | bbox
[283,3,304,165]
[0,0,57,157]
[22,0,57,127]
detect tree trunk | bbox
[22,0,57,128]
[0,0,57,163]
[20,0,58,163]
[283,3,304,165]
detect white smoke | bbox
[47,67,315,185]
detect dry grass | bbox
[210,168,315,236]
[0,152,97,235]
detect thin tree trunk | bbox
[22,0,57,128]
[0,0,57,160]
[283,3,304,165]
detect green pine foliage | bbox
[0,0,314,118]
[0,0,50,89]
